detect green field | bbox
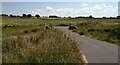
[2,17,85,63]
[72,19,119,46]
[2,16,119,63]
[3,17,119,46]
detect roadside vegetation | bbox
[2,23,84,63]
[72,19,119,46]
[2,16,119,63]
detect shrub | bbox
[57,23,69,26]
[23,30,29,34]
[30,29,38,32]
[79,32,84,35]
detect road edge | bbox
[81,54,88,63]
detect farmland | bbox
[2,16,119,63]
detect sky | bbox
[1,0,119,2]
[2,2,119,17]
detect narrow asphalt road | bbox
[55,26,119,63]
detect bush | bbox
[30,29,38,32]
[57,23,69,26]
[79,32,84,35]
[23,30,29,34]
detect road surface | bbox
[55,26,119,63]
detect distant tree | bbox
[22,14,27,17]
[10,14,17,17]
[108,17,115,19]
[35,14,40,18]
[49,15,58,18]
[77,16,86,18]
[117,16,120,19]
[68,16,71,18]
[102,17,106,19]
[89,15,93,18]
[109,17,113,19]
[27,14,32,18]
[16,15,21,17]
[10,14,13,17]
[1,14,8,16]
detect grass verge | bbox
[2,25,84,63]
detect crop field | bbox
[2,16,119,63]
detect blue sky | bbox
[2,2,118,17]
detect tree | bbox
[22,14,26,17]
[35,14,40,18]
[27,14,32,18]
[9,14,16,17]
[117,16,120,19]
[89,15,93,18]
[49,15,58,18]
[1,14,8,16]
[102,17,106,19]
[109,17,113,19]
[16,15,21,17]
[68,16,71,18]
[10,14,13,17]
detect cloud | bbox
[81,3,88,6]
[46,6,53,10]
[25,4,117,17]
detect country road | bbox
[55,26,119,63]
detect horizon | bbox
[1,13,119,18]
[2,2,118,17]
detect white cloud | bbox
[25,4,117,17]
[46,6,53,10]
[81,3,88,6]
[108,5,113,8]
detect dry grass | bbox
[2,26,84,63]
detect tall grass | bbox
[2,17,119,63]
[73,21,119,46]
[2,26,84,63]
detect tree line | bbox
[1,14,120,19]
[1,14,40,18]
